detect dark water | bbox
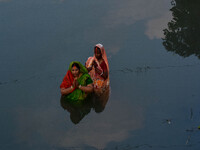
[1,0,200,149]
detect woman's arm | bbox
[101,70,108,79]
[95,67,108,80]
[86,66,93,72]
[79,84,93,93]
[60,86,73,95]
[94,60,108,80]
[85,61,93,72]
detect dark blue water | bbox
[1,0,200,149]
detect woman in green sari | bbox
[60,61,93,101]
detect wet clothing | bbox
[99,60,108,73]
[85,44,109,93]
[60,61,93,101]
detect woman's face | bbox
[94,47,102,59]
[71,66,80,77]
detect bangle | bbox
[79,85,82,89]
[100,71,103,76]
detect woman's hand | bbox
[87,66,93,72]
[73,79,79,89]
[92,60,98,68]
[75,80,79,88]
[95,67,102,74]
[78,84,93,93]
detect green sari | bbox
[65,61,93,102]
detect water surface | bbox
[1,0,200,150]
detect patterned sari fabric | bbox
[85,44,109,95]
[60,61,93,101]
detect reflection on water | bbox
[1,0,200,149]
[60,96,92,124]
[60,86,110,124]
[163,0,200,59]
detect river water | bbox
[1,0,200,150]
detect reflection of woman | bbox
[60,61,93,101]
[60,95,92,124]
[85,44,109,95]
[92,85,110,113]
[60,87,110,124]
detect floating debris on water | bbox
[162,119,172,125]
[190,108,193,120]
[166,119,171,124]
[0,81,8,85]
[185,135,191,145]
[186,128,195,132]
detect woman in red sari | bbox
[85,44,109,95]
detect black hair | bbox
[94,46,101,51]
[72,63,80,70]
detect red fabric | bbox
[100,60,108,72]
[60,70,74,89]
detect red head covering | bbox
[60,70,74,89]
